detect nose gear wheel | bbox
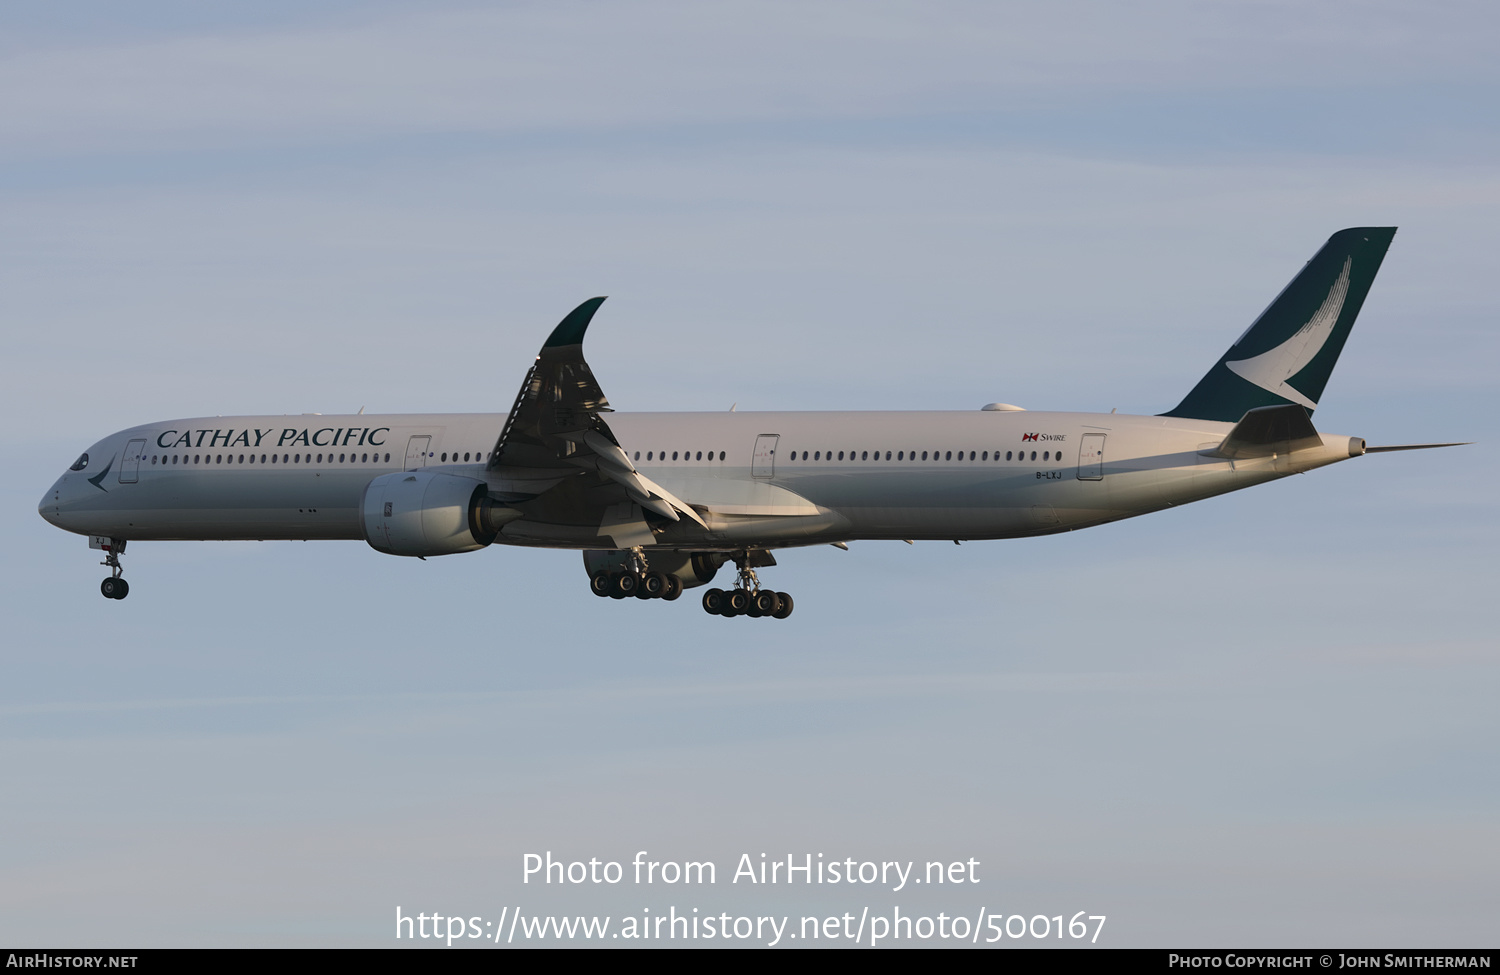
[99,538,129,600]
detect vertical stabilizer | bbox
[1163,228,1396,422]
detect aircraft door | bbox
[752,435,779,478]
[404,436,431,471]
[1077,434,1105,481]
[119,439,147,483]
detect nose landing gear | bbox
[701,551,793,620]
[98,538,129,600]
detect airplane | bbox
[39,227,1461,617]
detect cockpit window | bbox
[69,453,89,471]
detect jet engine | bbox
[360,471,520,557]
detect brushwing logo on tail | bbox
[1224,257,1352,410]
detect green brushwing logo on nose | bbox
[87,458,113,491]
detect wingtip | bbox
[543,296,609,349]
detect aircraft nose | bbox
[39,477,65,526]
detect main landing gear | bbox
[99,538,129,600]
[589,548,683,602]
[700,554,793,620]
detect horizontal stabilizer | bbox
[1364,442,1470,453]
[1207,404,1322,459]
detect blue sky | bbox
[2,1,1496,947]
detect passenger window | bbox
[1030,451,1037,461]
[719,451,725,460]
[1006,451,1013,460]
[814,451,820,460]
[838,451,844,460]
[969,451,975,460]
[921,451,927,460]
[861,451,867,461]
[634,451,640,461]
[982,451,988,460]
[672,451,678,460]
[944,451,951,461]
[696,451,702,460]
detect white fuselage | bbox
[39,409,1361,552]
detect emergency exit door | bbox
[405,436,431,470]
[119,440,147,483]
[1077,434,1105,480]
[752,435,779,478]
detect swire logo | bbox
[1022,433,1039,442]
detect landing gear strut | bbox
[701,551,793,620]
[99,538,129,600]
[587,547,682,602]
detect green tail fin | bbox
[1163,228,1396,422]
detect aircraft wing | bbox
[486,298,707,530]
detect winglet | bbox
[543,297,608,349]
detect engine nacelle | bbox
[361,471,518,557]
[582,550,727,589]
